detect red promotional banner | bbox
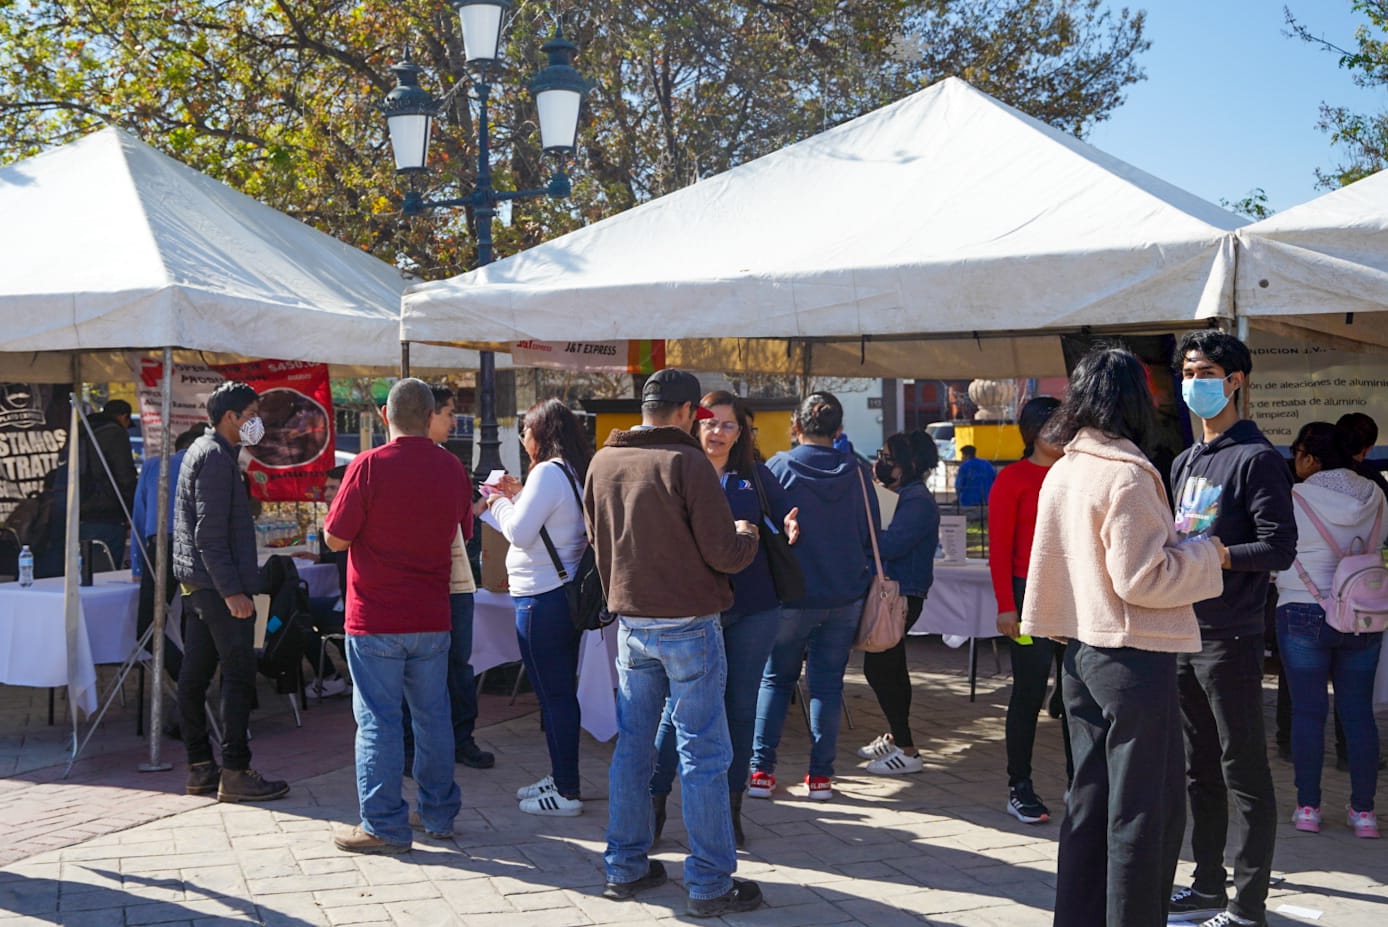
[131,356,335,502]
[213,360,335,502]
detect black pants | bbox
[1178,634,1278,923]
[862,595,925,748]
[177,589,257,771]
[1005,578,1074,786]
[1055,642,1185,927]
[137,536,183,682]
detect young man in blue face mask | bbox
[1167,331,1296,927]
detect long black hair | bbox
[1018,396,1062,458]
[700,390,757,477]
[1043,346,1156,449]
[1292,421,1354,473]
[522,399,593,482]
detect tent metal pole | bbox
[140,347,174,772]
[62,356,83,772]
[401,341,411,378]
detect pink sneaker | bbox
[805,775,833,801]
[1346,807,1380,839]
[747,771,775,799]
[1291,805,1321,833]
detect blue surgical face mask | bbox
[1182,375,1233,420]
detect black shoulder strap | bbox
[538,526,570,582]
[748,465,772,521]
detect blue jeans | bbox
[651,607,782,796]
[347,632,460,845]
[605,615,735,901]
[1277,603,1382,812]
[403,593,481,753]
[515,587,583,797]
[753,600,863,779]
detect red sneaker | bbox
[805,775,833,801]
[747,771,775,799]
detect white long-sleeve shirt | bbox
[481,459,587,597]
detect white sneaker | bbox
[864,748,924,776]
[310,676,349,698]
[857,733,896,759]
[519,792,583,817]
[516,775,555,800]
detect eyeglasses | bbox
[700,420,740,434]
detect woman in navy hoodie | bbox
[749,392,879,802]
[855,431,940,776]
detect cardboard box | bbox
[480,523,510,593]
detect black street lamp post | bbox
[384,0,587,478]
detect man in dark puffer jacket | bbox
[174,381,289,804]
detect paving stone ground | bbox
[1,636,1384,926]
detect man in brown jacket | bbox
[584,369,763,918]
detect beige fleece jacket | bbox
[1020,428,1223,653]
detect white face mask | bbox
[238,415,265,446]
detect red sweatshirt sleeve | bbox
[988,465,1020,614]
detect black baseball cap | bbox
[641,369,714,419]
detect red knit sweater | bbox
[987,458,1049,614]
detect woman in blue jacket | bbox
[856,431,940,775]
[750,392,879,803]
[648,390,797,846]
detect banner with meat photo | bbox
[211,360,335,502]
[0,382,71,523]
[130,357,334,502]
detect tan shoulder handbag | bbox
[853,467,907,652]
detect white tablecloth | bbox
[909,559,1000,639]
[0,571,140,714]
[472,589,618,742]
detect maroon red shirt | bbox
[325,436,471,636]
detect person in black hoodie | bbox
[78,398,138,569]
[1167,331,1296,927]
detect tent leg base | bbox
[138,763,173,772]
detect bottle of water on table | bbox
[18,545,34,587]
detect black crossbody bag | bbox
[748,466,806,602]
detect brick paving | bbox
[1,637,1385,926]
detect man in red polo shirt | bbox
[323,378,471,854]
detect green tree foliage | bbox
[0,1,1148,278]
[1287,0,1388,187]
[1220,187,1274,221]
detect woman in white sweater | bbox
[1276,421,1387,840]
[480,399,592,816]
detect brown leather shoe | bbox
[186,761,221,796]
[217,768,289,803]
[334,825,411,855]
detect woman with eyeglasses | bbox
[750,391,879,803]
[648,390,798,847]
[854,431,940,776]
[478,399,593,817]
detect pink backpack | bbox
[1292,495,1388,634]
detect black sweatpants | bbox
[1005,575,1074,787]
[1054,642,1186,927]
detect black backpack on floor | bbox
[258,555,315,695]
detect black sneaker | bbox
[1168,886,1227,921]
[1007,781,1050,824]
[602,860,667,900]
[185,761,220,796]
[217,768,290,803]
[687,879,764,918]
[456,739,495,769]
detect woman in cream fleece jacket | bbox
[1020,347,1225,927]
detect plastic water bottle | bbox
[18,545,34,587]
[306,525,319,552]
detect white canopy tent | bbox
[0,128,485,771]
[0,127,479,379]
[402,77,1245,378]
[1236,169,1388,351]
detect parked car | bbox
[925,421,956,460]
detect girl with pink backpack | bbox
[1276,422,1388,840]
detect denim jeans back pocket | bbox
[659,626,711,683]
[1281,603,1326,642]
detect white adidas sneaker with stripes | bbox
[519,792,583,817]
[864,748,924,776]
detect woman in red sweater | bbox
[988,396,1073,824]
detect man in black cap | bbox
[584,368,765,917]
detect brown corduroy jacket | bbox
[583,425,758,619]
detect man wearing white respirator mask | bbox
[174,381,290,804]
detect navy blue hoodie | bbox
[767,444,880,608]
[1171,418,1297,639]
